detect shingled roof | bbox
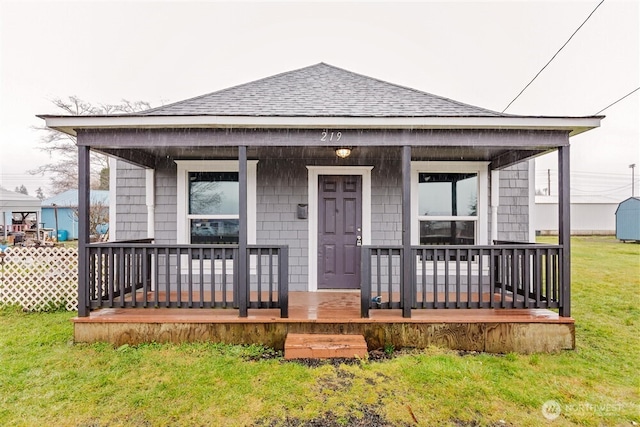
[140,63,505,118]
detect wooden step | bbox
[284,333,368,359]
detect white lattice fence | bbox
[0,247,78,311]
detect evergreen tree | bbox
[35,187,46,200]
[14,185,29,195]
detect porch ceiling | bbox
[83,128,564,170]
[97,145,547,164]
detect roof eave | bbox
[39,115,602,137]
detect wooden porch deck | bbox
[74,292,574,353]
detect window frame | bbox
[411,161,488,246]
[176,160,258,245]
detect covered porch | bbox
[67,134,577,353]
[67,127,579,320]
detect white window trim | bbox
[307,166,373,292]
[145,168,155,239]
[108,157,117,242]
[411,161,489,245]
[175,160,258,245]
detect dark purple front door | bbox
[318,175,362,289]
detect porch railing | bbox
[361,244,565,317]
[84,240,288,317]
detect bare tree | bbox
[72,199,109,238]
[30,96,151,194]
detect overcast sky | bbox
[0,0,638,200]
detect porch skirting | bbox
[73,292,574,354]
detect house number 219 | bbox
[320,130,342,142]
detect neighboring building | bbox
[535,195,620,235]
[616,197,640,242]
[41,189,109,240]
[41,63,602,352]
[0,188,42,241]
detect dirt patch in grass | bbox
[282,348,408,367]
[255,411,516,427]
[253,405,402,427]
[285,357,362,367]
[450,421,513,427]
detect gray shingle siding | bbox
[115,161,147,239]
[154,164,177,244]
[496,162,530,242]
[115,161,177,243]
[255,159,309,291]
[371,161,402,246]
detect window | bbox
[176,160,257,245]
[189,172,239,244]
[418,173,477,245]
[411,162,488,246]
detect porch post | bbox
[238,146,248,317]
[77,144,91,317]
[558,145,571,317]
[401,146,412,318]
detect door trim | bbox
[307,166,373,292]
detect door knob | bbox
[356,236,362,246]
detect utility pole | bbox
[631,164,636,197]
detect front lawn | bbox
[0,236,638,426]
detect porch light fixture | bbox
[335,147,352,158]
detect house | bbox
[0,188,42,243]
[535,195,620,235]
[41,189,109,240]
[615,197,640,242]
[40,63,601,353]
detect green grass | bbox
[1,236,638,426]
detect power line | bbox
[536,169,636,176]
[571,170,636,177]
[535,170,631,178]
[502,0,606,113]
[572,182,635,194]
[594,87,640,115]
[537,175,630,184]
